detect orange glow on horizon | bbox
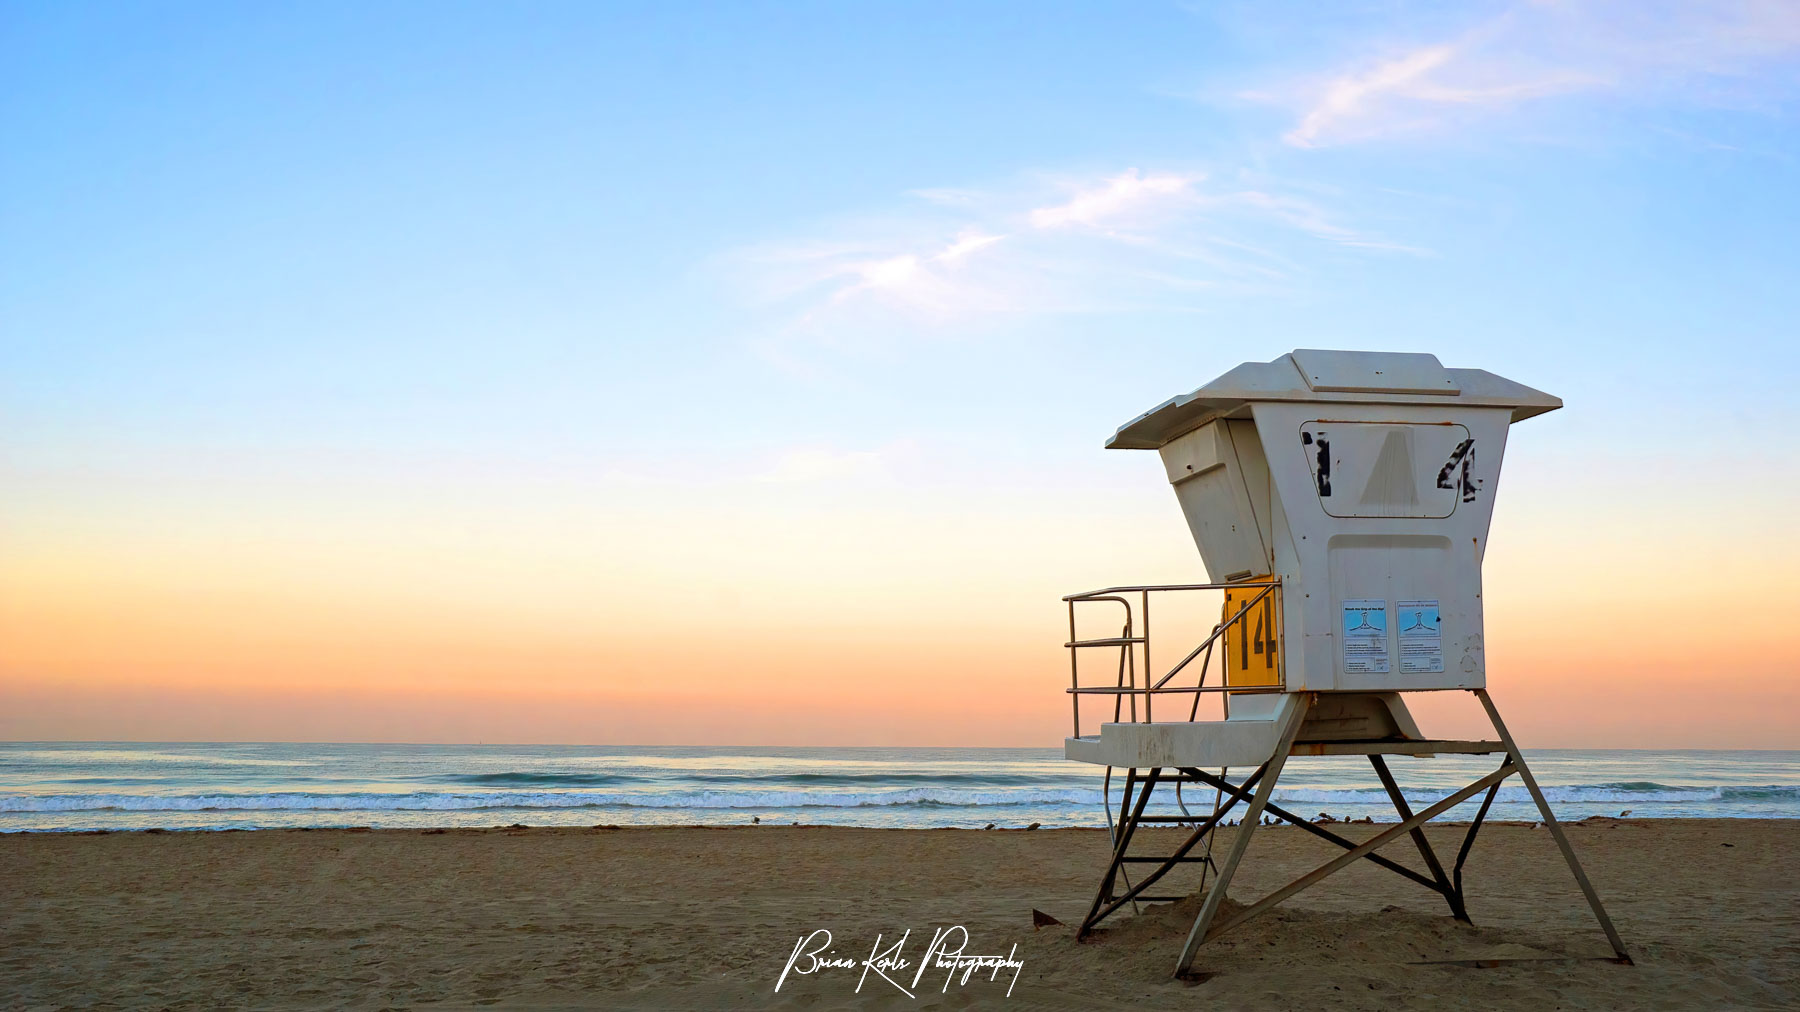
[5,457,1797,748]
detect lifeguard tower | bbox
[1060,350,1629,976]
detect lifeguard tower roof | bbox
[1106,349,1562,450]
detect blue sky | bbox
[7,2,1796,470]
[4,1,1799,744]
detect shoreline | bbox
[9,813,1790,834]
[8,807,1798,837]
[6,819,1795,1008]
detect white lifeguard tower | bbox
[1060,350,1629,975]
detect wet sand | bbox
[4,819,1796,1009]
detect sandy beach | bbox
[4,818,1795,1009]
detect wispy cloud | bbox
[1272,0,1800,148]
[1028,169,1202,229]
[726,167,1413,333]
[935,231,1005,262]
[1282,42,1594,148]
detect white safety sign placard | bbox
[1341,599,1389,674]
[1397,600,1443,674]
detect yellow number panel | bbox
[1223,581,1281,688]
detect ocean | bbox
[2,742,1796,832]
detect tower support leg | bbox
[1475,689,1633,964]
[1178,758,1515,971]
[1172,693,1311,978]
[1369,754,1469,922]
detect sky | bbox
[3,0,1798,747]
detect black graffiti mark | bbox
[1305,431,1332,496]
[1435,438,1472,488]
[1436,438,1478,501]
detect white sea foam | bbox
[1270,785,1731,806]
[0,788,1111,813]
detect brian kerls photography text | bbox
[776,926,1025,998]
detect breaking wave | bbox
[431,771,1069,788]
[0,788,1109,813]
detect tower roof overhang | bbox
[1107,350,1563,450]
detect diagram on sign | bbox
[1397,600,1443,674]
[1340,599,1389,674]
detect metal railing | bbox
[1065,580,1284,738]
